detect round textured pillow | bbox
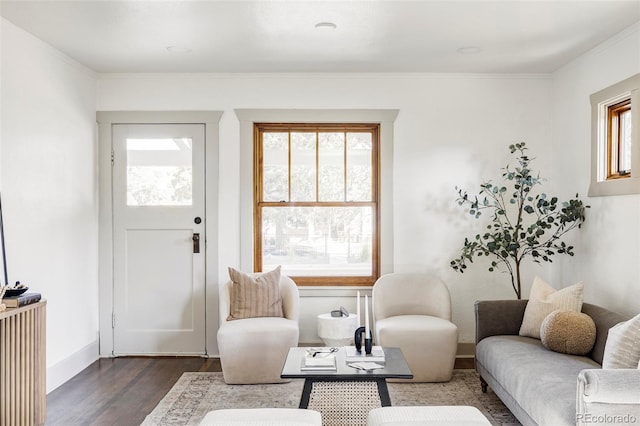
[540,309,596,355]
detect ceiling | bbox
[1,0,639,74]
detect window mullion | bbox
[616,112,623,172]
[316,131,319,202]
[343,130,348,202]
[287,131,291,202]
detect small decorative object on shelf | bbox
[4,281,28,297]
[0,285,7,312]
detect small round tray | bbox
[4,287,28,297]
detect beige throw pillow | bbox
[227,266,284,321]
[519,276,584,339]
[602,313,640,369]
[540,310,596,355]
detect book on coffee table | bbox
[300,354,337,371]
[344,346,386,363]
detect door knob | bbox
[192,233,200,253]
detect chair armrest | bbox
[576,369,640,426]
[474,299,528,344]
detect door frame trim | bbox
[97,111,223,357]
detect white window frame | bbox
[589,73,640,197]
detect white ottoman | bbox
[367,406,492,426]
[199,408,322,426]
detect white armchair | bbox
[217,273,300,384]
[373,273,458,382]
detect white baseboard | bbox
[47,334,99,394]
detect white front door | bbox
[112,123,206,355]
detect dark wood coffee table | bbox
[281,347,412,411]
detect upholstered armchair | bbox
[217,272,300,384]
[372,273,458,382]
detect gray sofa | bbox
[475,300,640,426]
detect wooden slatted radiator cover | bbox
[0,301,46,426]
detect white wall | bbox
[551,23,640,316]
[6,14,636,382]
[97,72,554,345]
[1,18,99,392]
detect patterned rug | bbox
[141,370,520,426]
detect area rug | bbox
[141,370,520,426]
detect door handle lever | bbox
[192,233,200,253]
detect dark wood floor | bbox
[45,357,221,426]
[45,356,473,425]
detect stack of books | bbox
[1,293,42,308]
[344,346,386,364]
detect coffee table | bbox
[281,347,412,424]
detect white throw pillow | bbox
[519,276,584,339]
[602,313,640,369]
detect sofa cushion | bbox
[227,266,283,320]
[580,303,629,365]
[519,276,583,339]
[476,335,599,426]
[540,310,596,355]
[602,313,640,369]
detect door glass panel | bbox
[126,138,193,206]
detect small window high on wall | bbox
[589,74,640,196]
[254,123,380,286]
[607,99,632,179]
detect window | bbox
[254,123,380,286]
[126,137,193,206]
[607,99,632,179]
[589,74,640,197]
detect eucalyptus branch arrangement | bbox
[450,143,589,299]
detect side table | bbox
[0,301,47,426]
[317,312,359,346]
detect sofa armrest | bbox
[577,369,640,426]
[474,299,528,344]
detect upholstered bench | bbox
[367,406,492,426]
[199,408,322,426]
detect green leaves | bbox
[451,142,589,299]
